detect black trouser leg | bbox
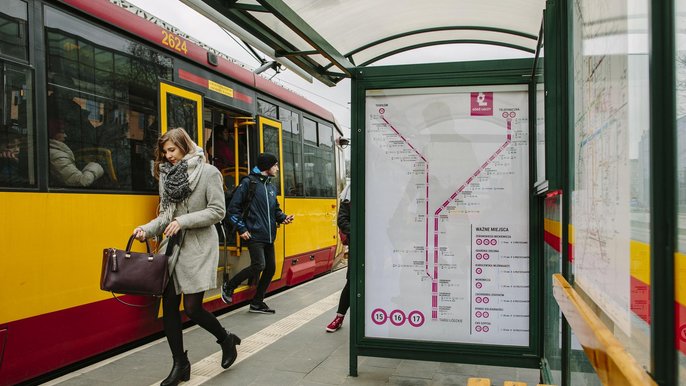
[337,265,351,315]
[227,241,267,288]
[162,281,184,357]
[183,292,228,341]
[251,242,275,303]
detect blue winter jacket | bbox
[227,168,287,243]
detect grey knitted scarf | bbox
[158,146,205,226]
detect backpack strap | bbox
[240,174,259,218]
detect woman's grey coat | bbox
[140,164,225,294]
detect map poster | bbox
[364,86,530,346]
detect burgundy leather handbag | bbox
[100,235,169,299]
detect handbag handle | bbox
[125,235,152,254]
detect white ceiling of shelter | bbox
[182,0,546,85]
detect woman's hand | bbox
[282,214,295,224]
[133,227,146,241]
[164,220,181,237]
[239,230,251,240]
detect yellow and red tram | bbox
[0,0,345,384]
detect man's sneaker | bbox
[326,314,345,332]
[221,282,235,304]
[249,302,276,314]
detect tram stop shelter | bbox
[181,1,684,386]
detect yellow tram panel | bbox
[283,198,337,258]
[0,192,157,325]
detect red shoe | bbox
[326,314,345,332]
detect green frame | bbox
[349,58,541,376]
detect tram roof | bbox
[181,0,545,86]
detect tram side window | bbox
[303,118,335,197]
[0,0,28,61]
[0,63,34,188]
[281,108,303,197]
[44,6,172,191]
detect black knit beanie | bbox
[256,152,278,171]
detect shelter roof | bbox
[182,0,546,85]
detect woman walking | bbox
[133,128,240,386]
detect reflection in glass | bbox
[675,0,686,383]
[45,6,172,191]
[570,0,651,373]
[167,94,197,143]
[0,0,28,61]
[262,124,281,195]
[0,63,33,187]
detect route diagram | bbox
[380,113,514,320]
[363,88,530,346]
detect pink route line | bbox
[380,115,512,321]
[431,118,512,319]
[380,116,431,278]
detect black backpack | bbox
[223,174,259,230]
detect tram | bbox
[0,0,346,384]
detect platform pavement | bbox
[45,269,541,386]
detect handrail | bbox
[552,274,657,386]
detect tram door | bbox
[257,116,285,280]
[159,80,204,144]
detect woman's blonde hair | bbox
[153,127,196,179]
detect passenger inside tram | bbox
[48,118,104,187]
[0,126,28,186]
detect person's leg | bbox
[183,291,241,369]
[161,281,190,385]
[336,278,351,315]
[227,242,266,288]
[252,242,275,304]
[162,281,184,356]
[183,292,227,340]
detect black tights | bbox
[336,265,350,315]
[163,281,227,357]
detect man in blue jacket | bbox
[223,152,294,313]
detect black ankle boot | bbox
[217,331,241,369]
[160,350,190,386]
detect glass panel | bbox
[542,194,562,384]
[676,0,686,383]
[0,0,28,61]
[535,82,545,185]
[280,107,303,197]
[318,124,335,197]
[166,94,198,143]
[0,63,34,188]
[571,0,651,373]
[45,6,172,191]
[262,122,281,195]
[257,99,277,119]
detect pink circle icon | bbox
[475,325,482,332]
[475,282,483,289]
[491,239,497,245]
[476,268,483,274]
[475,311,483,318]
[483,297,490,304]
[379,108,385,114]
[483,239,490,245]
[476,253,482,260]
[483,326,490,332]
[390,309,406,326]
[408,310,425,327]
[371,308,388,325]
[502,112,509,118]
[483,311,490,318]
[509,111,516,118]
[475,297,482,303]
[483,253,490,260]
[476,239,482,245]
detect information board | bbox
[364,86,530,346]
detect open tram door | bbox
[256,116,286,282]
[159,80,204,144]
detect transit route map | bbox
[364,86,530,345]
